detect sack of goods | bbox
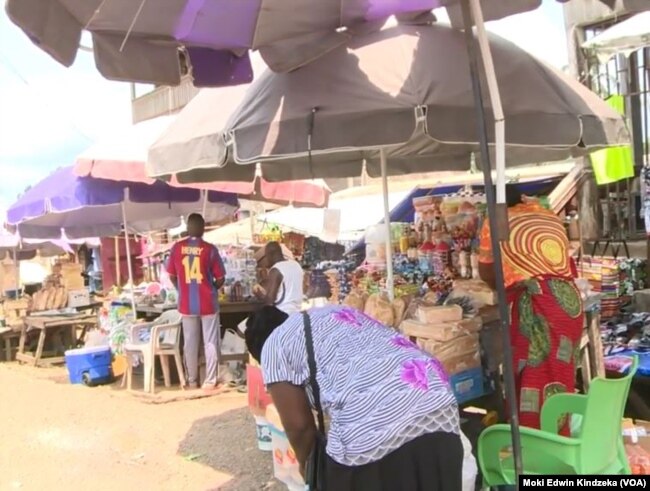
[400,302,482,376]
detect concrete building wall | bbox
[563,0,650,246]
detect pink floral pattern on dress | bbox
[331,308,363,327]
[391,335,419,350]
[427,358,450,386]
[401,359,430,391]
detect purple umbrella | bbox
[6,166,238,311]
[6,166,238,240]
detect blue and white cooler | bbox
[64,345,113,386]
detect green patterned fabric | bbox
[528,315,551,367]
[548,279,582,319]
[518,280,552,367]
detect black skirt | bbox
[325,431,464,491]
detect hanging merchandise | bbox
[306,269,332,299]
[222,247,258,302]
[589,95,634,186]
[643,165,650,237]
[281,232,305,261]
[254,222,283,245]
[302,237,345,269]
[432,241,452,274]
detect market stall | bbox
[303,181,585,412]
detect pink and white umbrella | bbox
[74,115,330,208]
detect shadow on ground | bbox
[179,407,284,491]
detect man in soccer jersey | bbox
[167,213,226,391]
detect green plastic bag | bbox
[590,95,634,185]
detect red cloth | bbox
[166,237,225,316]
[506,276,584,436]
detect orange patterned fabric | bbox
[478,202,572,287]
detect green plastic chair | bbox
[478,357,638,487]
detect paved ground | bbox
[0,363,284,491]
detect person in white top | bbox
[256,241,304,314]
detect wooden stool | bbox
[1,330,21,361]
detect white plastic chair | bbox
[122,310,186,393]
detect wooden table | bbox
[136,301,260,319]
[1,328,20,362]
[16,314,97,367]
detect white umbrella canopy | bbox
[76,115,176,178]
[260,191,411,242]
[75,108,331,208]
[582,11,650,63]
[217,22,627,182]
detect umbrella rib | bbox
[83,0,109,31]
[120,0,149,53]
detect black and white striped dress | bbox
[261,304,460,467]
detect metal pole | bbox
[121,201,137,315]
[380,149,395,301]
[459,0,523,482]
[470,0,505,206]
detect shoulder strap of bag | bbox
[302,311,326,434]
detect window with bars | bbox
[581,19,650,241]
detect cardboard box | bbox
[61,263,84,290]
[417,332,479,357]
[416,304,463,324]
[68,289,90,308]
[401,317,482,342]
[440,349,482,376]
[452,279,497,306]
[622,419,650,474]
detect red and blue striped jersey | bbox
[166,237,225,316]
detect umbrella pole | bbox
[201,189,208,217]
[470,0,505,205]
[114,236,121,286]
[13,249,19,296]
[380,149,395,301]
[460,0,523,482]
[120,202,137,316]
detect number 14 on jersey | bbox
[182,256,203,283]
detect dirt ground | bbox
[0,363,284,491]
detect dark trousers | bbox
[325,431,463,491]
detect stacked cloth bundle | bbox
[580,256,624,320]
[602,311,650,377]
[601,312,650,353]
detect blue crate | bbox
[450,367,486,404]
[64,346,113,386]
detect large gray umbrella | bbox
[5,0,639,87]
[147,22,627,183]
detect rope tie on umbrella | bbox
[307,107,319,180]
